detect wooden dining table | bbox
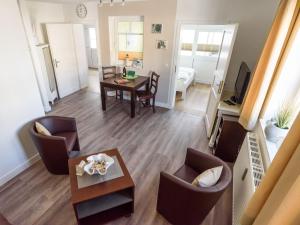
[100,75,150,118]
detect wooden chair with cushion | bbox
[156,148,232,225]
[102,66,122,100]
[136,72,160,113]
[30,116,80,175]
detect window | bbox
[117,19,144,68]
[180,30,195,56]
[196,32,223,56]
[180,29,223,57]
[88,28,97,49]
[260,26,300,162]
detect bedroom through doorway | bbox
[174,25,224,116]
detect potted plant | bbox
[265,104,293,143]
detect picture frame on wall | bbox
[156,40,167,49]
[151,24,163,33]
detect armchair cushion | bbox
[192,166,223,187]
[35,122,51,136]
[53,132,77,152]
[174,165,199,183]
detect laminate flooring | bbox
[0,89,231,225]
[175,83,210,116]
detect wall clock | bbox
[76,3,87,18]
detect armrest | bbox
[32,133,69,151]
[185,148,222,173]
[39,116,78,133]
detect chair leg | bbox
[137,100,141,114]
[120,91,123,101]
[115,90,118,100]
[152,97,156,113]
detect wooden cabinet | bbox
[214,115,247,163]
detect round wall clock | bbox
[76,3,87,18]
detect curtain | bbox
[241,112,300,225]
[239,0,300,130]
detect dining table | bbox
[100,75,150,118]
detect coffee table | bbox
[68,149,135,225]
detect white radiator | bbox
[233,132,265,225]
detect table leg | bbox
[101,85,106,111]
[120,90,124,101]
[131,91,136,118]
[145,80,150,106]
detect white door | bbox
[205,24,239,137]
[46,24,80,98]
[85,26,99,69]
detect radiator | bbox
[233,132,265,225]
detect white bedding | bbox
[176,67,195,99]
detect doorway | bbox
[174,25,225,116]
[84,25,100,93]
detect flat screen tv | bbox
[231,62,251,104]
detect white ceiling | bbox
[26,0,143,3]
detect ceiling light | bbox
[110,0,114,6]
[121,0,125,6]
[99,0,103,7]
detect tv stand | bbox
[230,96,238,104]
[223,96,238,106]
[209,91,242,148]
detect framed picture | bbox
[152,24,163,33]
[156,40,167,49]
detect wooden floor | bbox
[0,89,231,225]
[175,83,210,116]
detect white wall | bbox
[63,2,98,25]
[176,0,280,91]
[25,1,65,44]
[0,0,45,185]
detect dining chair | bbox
[136,72,160,113]
[102,66,122,100]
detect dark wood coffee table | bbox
[68,149,135,225]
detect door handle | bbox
[242,168,248,181]
[54,59,60,68]
[218,80,224,94]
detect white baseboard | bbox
[0,153,40,187]
[156,101,172,109]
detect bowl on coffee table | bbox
[84,153,114,175]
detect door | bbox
[205,24,239,137]
[46,24,80,98]
[85,26,99,69]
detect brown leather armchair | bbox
[156,148,232,225]
[0,213,12,225]
[30,116,80,175]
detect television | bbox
[231,62,251,104]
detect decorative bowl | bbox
[84,153,114,175]
[125,75,138,80]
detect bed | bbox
[175,67,195,100]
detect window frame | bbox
[113,16,144,67]
[179,28,224,57]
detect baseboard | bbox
[0,153,40,187]
[156,101,172,109]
